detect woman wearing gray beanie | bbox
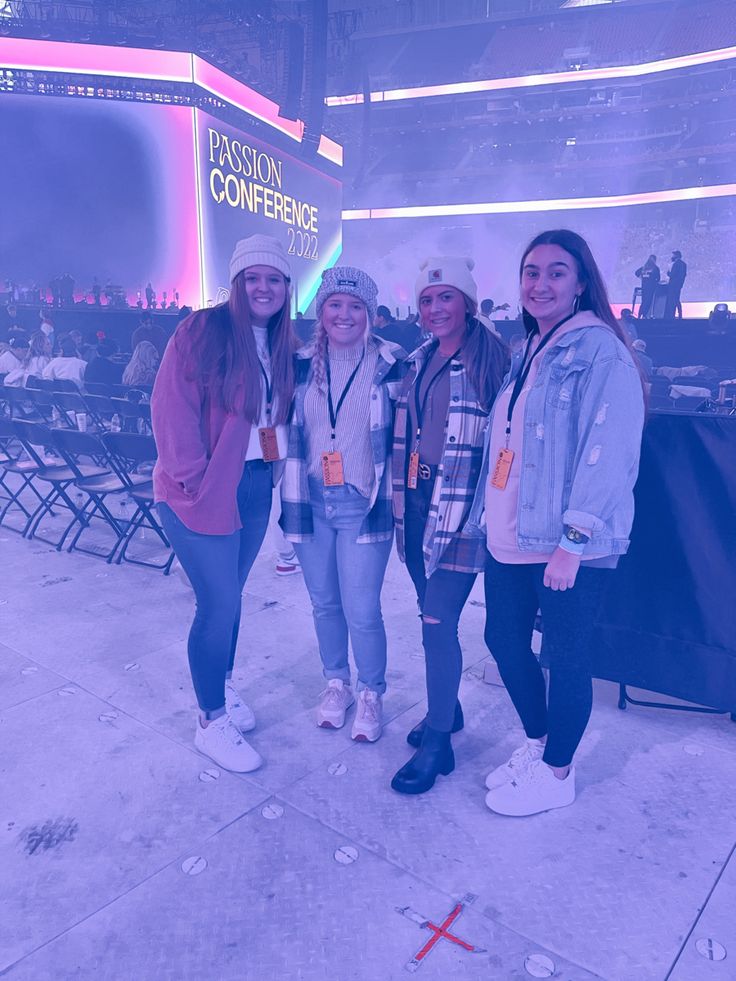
[152,234,297,774]
[390,256,508,795]
[280,266,406,742]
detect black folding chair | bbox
[82,393,117,431]
[50,428,130,560]
[110,396,151,434]
[1,384,40,421]
[51,378,81,393]
[6,420,86,545]
[84,382,115,397]
[102,431,173,572]
[23,384,57,425]
[0,418,44,533]
[53,390,95,432]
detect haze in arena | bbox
[1,3,734,980]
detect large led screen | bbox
[0,94,343,312]
[0,94,201,307]
[195,109,343,312]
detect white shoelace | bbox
[508,740,543,771]
[322,684,349,709]
[210,715,243,747]
[358,693,379,723]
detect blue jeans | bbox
[294,479,392,694]
[158,460,272,715]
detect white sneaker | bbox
[484,737,545,791]
[485,759,576,816]
[275,551,301,576]
[351,689,383,743]
[316,679,354,729]
[225,681,256,733]
[194,714,263,773]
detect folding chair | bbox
[3,420,85,544]
[1,384,40,421]
[82,393,117,431]
[0,418,43,533]
[23,383,57,425]
[53,390,94,432]
[84,382,115,397]
[110,396,151,434]
[50,427,130,560]
[102,431,173,572]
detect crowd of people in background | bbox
[0,307,178,393]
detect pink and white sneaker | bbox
[316,679,354,729]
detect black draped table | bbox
[593,411,736,713]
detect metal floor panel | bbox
[3,802,602,981]
[0,686,268,973]
[283,678,736,981]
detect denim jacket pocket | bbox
[545,364,585,410]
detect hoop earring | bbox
[573,294,581,315]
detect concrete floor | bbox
[1,505,735,981]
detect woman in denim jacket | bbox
[467,229,646,817]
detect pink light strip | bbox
[327,44,736,105]
[0,36,192,81]
[342,183,736,220]
[0,39,343,165]
[192,57,343,166]
[192,56,303,142]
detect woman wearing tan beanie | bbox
[390,256,508,794]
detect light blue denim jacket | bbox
[466,314,645,556]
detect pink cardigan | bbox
[151,318,253,535]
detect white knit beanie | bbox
[415,256,478,308]
[229,234,291,283]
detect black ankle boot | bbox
[406,702,464,748]
[391,726,455,795]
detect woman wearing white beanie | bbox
[390,256,508,795]
[152,234,297,774]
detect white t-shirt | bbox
[43,356,87,386]
[0,350,21,374]
[244,326,288,462]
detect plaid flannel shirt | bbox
[392,337,491,576]
[280,334,406,544]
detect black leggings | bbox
[403,480,476,732]
[484,552,609,768]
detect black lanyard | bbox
[505,313,575,442]
[411,347,459,450]
[258,360,273,423]
[326,352,364,441]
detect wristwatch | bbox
[563,525,590,546]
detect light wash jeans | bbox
[294,478,392,694]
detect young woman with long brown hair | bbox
[468,229,646,816]
[152,235,296,773]
[390,257,508,795]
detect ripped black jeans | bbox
[403,478,476,732]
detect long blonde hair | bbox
[123,340,159,386]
